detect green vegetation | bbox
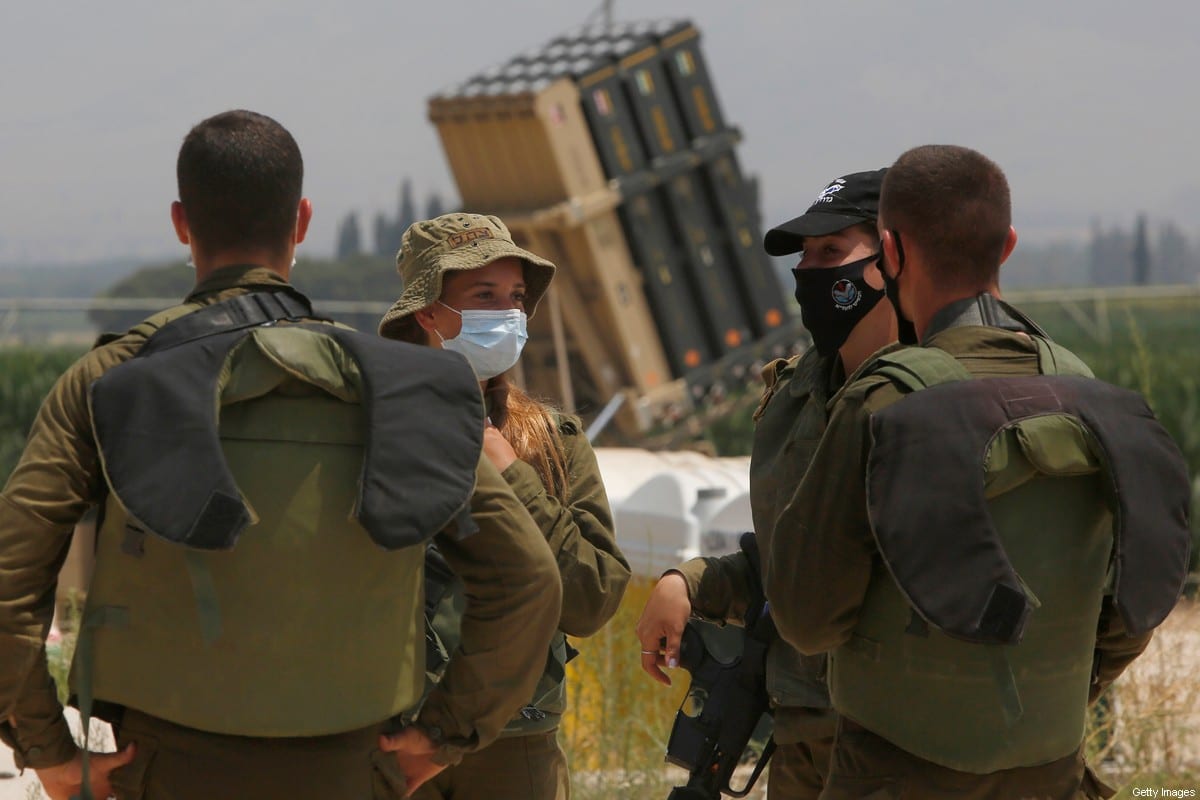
[562,578,690,798]
[0,348,85,482]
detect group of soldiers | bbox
[0,108,1191,800]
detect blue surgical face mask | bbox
[436,303,528,380]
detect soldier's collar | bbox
[922,293,1046,342]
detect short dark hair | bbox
[176,110,303,256]
[879,145,1010,288]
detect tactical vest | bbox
[830,337,1192,774]
[750,349,836,714]
[71,291,485,737]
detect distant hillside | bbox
[0,259,150,298]
[90,255,399,332]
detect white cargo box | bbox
[594,447,752,577]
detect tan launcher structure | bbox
[428,20,805,434]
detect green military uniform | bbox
[0,266,563,799]
[415,414,631,800]
[674,346,844,800]
[764,303,1154,799]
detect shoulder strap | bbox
[129,301,208,341]
[1033,336,1094,378]
[866,346,973,393]
[89,301,205,351]
[138,289,314,357]
[93,288,317,354]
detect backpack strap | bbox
[864,346,973,393]
[137,288,315,357]
[1033,336,1094,379]
[128,301,208,341]
[89,301,205,351]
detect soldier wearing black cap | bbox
[636,169,896,799]
[765,145,1191,798]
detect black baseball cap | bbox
[763,168,887,256]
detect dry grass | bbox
[1088,599,1200,796]
[562,590,1200,799]
[560,576,694,799]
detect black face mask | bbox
[792,252,886,356]
[881,231,919,345]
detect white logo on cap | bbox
[813,178,846,205]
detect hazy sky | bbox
[2,0,1198,267]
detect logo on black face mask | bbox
[831,279,861,310]
[793,251,885,356]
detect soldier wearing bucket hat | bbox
[379,213,555,340]
[636,169,896,800]
[380,213,631,800]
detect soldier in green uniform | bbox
[635,169,895,799]
[378,212,632,800]
[0,110,563,800]
[765,145,1191,799]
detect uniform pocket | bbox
[108,736,157,800]
[822,775,906,799]
[370,749,410,800]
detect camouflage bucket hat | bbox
[378,213,556,338]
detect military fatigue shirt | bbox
[0,266,562,769]
[496,414,630,735]
[501,416,628,640]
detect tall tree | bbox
[425,191,445,220]
[398,179,417,235]
[373,212,395,258]
[1156,221,1196,284]
[1132,214,1151,285]
[335,211,363,259]
[1089,219,1132,287]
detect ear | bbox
[880,229,900,276]
[413,306,439,333]
[170,201,190,245]
[998,225,1018,265]
[294,198,313,245]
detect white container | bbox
[594,447,752,578]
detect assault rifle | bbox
[664,533,776,799]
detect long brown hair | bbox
[384,312,570,503]
[485,376,571,504]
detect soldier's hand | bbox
[378,727,445,797]
[35,743,136,800]
[482,419,518,472]
[635,571,691,686]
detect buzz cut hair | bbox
[176,110,303,257]
[879,145,1011,288]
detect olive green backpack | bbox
[829,340,1191,773]
[72,291,484,741]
